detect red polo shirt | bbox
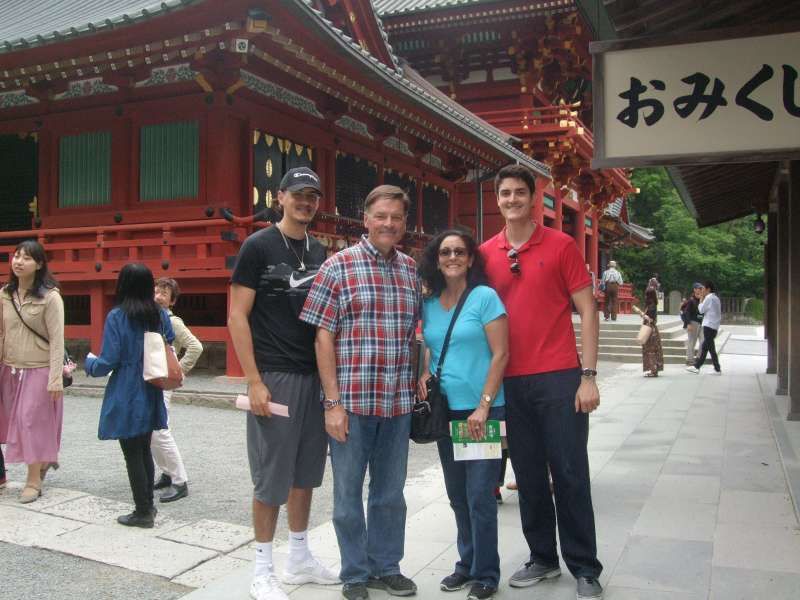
[480,225,591,377]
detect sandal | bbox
[41,462,60,481]
[19,484,42,504]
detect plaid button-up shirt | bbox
[300,236,420,417]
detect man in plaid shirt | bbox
[300,185,420,600]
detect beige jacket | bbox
[169,311,203,375]
[0,287,65,392]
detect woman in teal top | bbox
[418,229,509,600]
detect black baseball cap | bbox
[279,167,322,194]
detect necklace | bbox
[276,225,309,272]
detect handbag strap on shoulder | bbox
[10,292,50,345]
[435,287,472,379]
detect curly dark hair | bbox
[419,228,489,297]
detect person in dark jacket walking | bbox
[683,284,704,365]
[85,263,174,528]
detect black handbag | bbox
[10,292,74,388]
[411,287,472,444]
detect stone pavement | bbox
[186,341,800,600]
[5,333,800,599]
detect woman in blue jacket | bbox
[85,263,174,528]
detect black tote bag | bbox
[410,288,472,444]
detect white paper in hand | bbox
[235,394,290,417]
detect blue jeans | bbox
[329,412,411,584]
[505,368,602,579]
[437,406,505,587]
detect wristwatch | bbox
[480,394,493,408]
[581,368,598,379]
[323,398,342,410]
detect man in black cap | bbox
[229,167,339,600]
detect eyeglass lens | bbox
[439,247,467,257]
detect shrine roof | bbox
[299,1,549,174]
[0,0,198,54]
[604,198,624,219]
[373,0,495,16]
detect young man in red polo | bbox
[480,164,603,600]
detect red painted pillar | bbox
[448,185,456,228]
[575,200,586,258]
[589,213,600,277]
[89,284,108,354]
[416,181,424,233]
[554,189,564,231]
[533,178,545,225]
[225,283,244,377]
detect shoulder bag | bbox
[143,330,184,390]
[411,287,472,444]
[632,305,653,345]
[10,293,75,388]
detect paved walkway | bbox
[184,346,800,600]
[5,334,800,599]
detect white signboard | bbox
[591,27,800,168]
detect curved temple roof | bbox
[0,0,547,175]
[0,0,200,53]
[373,0,496,16]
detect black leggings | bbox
[119,432,155,514]
[695,326,720,371]
[0,444,5,479]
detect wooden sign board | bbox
[591,23,800,168]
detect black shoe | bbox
[440,572,472,591]
[117,510,155,528]
[154,473,172,490]
[576,576,603,600]
[467,583,497,600]
[367,574,417,596]
[342,583,370,600]
[159,482,188,503]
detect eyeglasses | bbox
[507,248,521,275]
[439,247,468,258]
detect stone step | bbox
[577,333,688,344]
[579,342,687,353]
[595,352,688,364]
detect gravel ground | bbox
[3,392,440,600]
[0,542,191,600]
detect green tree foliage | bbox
[614,168,764,301]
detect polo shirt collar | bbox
[360,235,397,262]
[499,223,544,253]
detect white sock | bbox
[288,530,310,564]
[254,542,273,578]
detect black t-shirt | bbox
[231,226,327,373]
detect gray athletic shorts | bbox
[247,371,327,506]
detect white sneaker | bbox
[685,366,699,374]
[250,574,289,600]
[281,555,340,585]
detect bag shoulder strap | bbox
[10,292,50,345]
[435,287,472,379]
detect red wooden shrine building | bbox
[0,0,554,374]
[374,0,653,307]
[0,0,649,373]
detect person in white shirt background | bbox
[686,281,721,375]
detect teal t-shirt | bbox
[422,285,507,410]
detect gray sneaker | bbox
[508,562,561,587]
[576,576,603,600]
